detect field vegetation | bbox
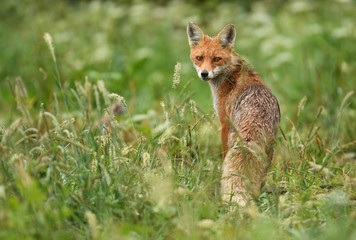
[0,0,355,239]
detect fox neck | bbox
[209,75,225,113]
[208,53,243,116]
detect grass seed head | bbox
[85,211,100,238]
[297,96,308,117]
[108,93,126,107]
[189,100,197,116]
[142,151,151,167]
[172,62,181,89]
[97,80,108,94]
[121,145,133,156]
[43,32,56,63]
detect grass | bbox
[0,0,355,239]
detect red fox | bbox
[187,22,280,205]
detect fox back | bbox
[187,22,280,205]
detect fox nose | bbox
[201,70,209,78]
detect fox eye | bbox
[196,56,203,61]
[213,57,222,62]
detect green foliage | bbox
[0,0,355,239]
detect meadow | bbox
[0,0,355,239]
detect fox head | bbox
[187,22,236,81]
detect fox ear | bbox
[217,24,236,48]
[187,22,204,47]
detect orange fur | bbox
[187,22,280,205]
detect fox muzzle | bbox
[201,70,209,78]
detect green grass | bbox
[0,0,355,239]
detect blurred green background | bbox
[1,1,355,115]
[1,0,356,129]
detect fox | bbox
[187,22,280,206]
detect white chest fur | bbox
[208,77,225,115]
